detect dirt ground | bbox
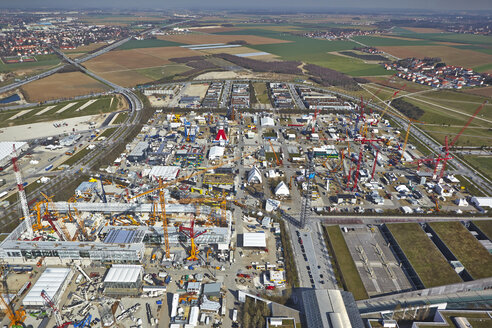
[21,72,110,102]
[181,83,209,98]
[157,33,291,45]
[193,70,256,80]
[99,70,154,87]
[84,47,200,72]
[378,45,492,68]
[462,86,492,98]
[116,94,129,110]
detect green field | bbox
[473,63,492,73]
[117,39,184,50]
[323,225,368,300]
[0,96,118,128]
[136,64,190,80]
[363,82,492,147]
[59,146,91,166]
[252,82,270,104]
[461,156,492,181]
[0,54,61,73]
[352,35,433,46]
[112,111,129,124]
[98,127,118,139]
[430,222,492,280]
[474,220,492,241]
[215,28,389,76]
[387,223,462,288]
[393,30,492,46]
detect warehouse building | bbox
[103,264,143,295]
[242,233,267,248]
[127,141,150,162]
[23,267,73,308]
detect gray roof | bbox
[203,282,222,295]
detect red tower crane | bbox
[436,101,486,181]
[311,107,321,134]
[351,138,385,190]
[450,101,487,147]
[41,290,71,328]
[179,218,207,261]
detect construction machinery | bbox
[179,218,207,261]
[268,139,281,166]
[0,266,25,328]
[352,138,385,191]
[41,289,75,328]
[129,149,257,257]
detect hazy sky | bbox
[2,0,492,11]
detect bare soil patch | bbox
[21,72,109,102]
[157,34,290,45]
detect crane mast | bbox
[11,145,32,239]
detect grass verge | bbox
[323,225,368,300]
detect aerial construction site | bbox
[0,79,491,328]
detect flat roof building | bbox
[23,267,73,308]
[243,233,267,248]
[104,264,143,292]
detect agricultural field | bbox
[85,47,200,72]
[362,83,492,147]
[117,39,185,50]
[0,54,61,73]
[157,33,291,45]
[323,225,368,300]
[429,222,492,280]
[377,45,492,68]
[386,223,462,288]
[84,46,202,86]
[21,72,110,102]
[0,95,120,128]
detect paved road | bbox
[0,19,192,96]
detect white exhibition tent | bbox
[243,233,267,248]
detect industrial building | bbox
[22,267,73,308]
[103,264,143,294]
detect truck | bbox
[232,309,238,323]
[45,164,53,171]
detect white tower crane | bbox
[11,145,33,239]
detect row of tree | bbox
[390,98,425,120]
[214,53,303,75]
[240,296,271,328]
[304,63,361,90]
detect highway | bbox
[0,19,192,96]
